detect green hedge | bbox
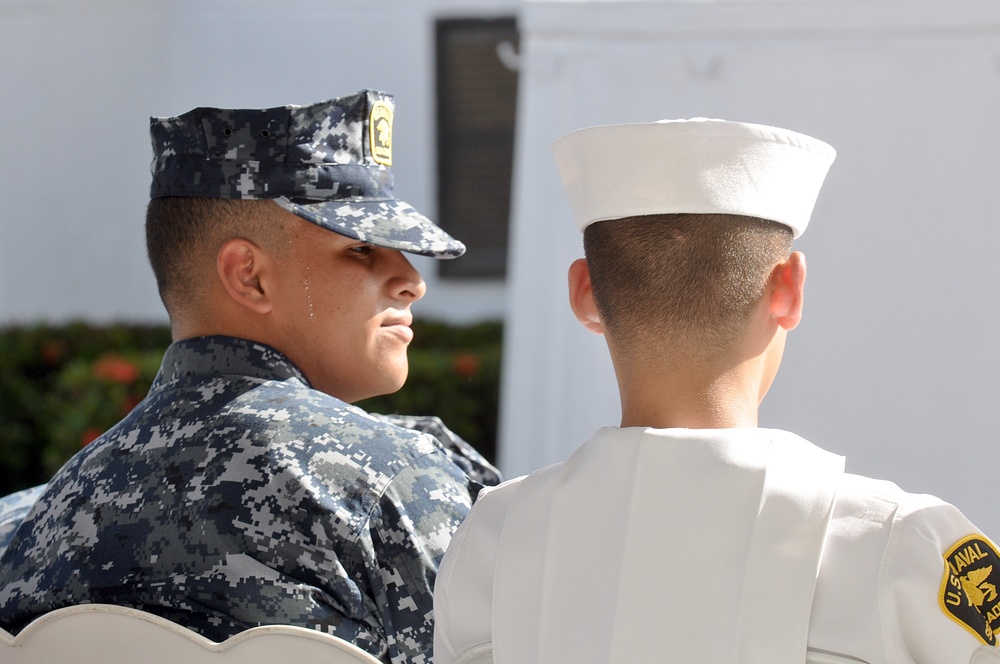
[0,321,501,496]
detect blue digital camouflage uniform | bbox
[0,336,499,664]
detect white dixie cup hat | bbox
[551,118,836,239]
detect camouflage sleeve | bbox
[372,414,502,489]
[364,447,476,664]
[0,485,46,556]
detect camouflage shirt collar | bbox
[152,336,310,388]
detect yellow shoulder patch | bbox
[940,534,1000,645]
[369,100,393,167]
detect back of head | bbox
[553,118,835,362]
[584,213,791,360]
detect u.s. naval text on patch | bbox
[940,535,1000,645]
[369,100,393,166]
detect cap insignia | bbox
[370,100,393,166]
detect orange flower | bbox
[92,355,140,384]
[80,427,103,448]
[452,353,480,378]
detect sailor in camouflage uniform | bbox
[0,90,499,664]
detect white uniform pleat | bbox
[493,428,843,663]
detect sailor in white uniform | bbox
[433,119,1000,664]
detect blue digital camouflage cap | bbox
[149,90,465,258]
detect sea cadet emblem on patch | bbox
[370,100,393,166]
[940,534,1000,645]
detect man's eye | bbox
[349,245,374,256]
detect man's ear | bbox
[769,250,806,331]
[217,238,274,315]
[568,258,604,335]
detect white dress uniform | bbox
[433,427,1000,663]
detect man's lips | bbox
[381,314,414,342]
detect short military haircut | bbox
[583,213,793,360]
[145,197,287,314]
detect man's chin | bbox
[356,365,409,403]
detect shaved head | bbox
[583,213,793,361]
[145,198,290,316]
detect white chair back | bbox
[0,603,382,664]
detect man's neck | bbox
[615,355,765,430]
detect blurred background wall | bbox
[3,0,999,536]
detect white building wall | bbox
[499,0,1000,537]
[0,0,515,325]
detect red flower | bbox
[80,427,103,448]
[92,355,140,384]
[41,340,66,365]
[452,353,480,378]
